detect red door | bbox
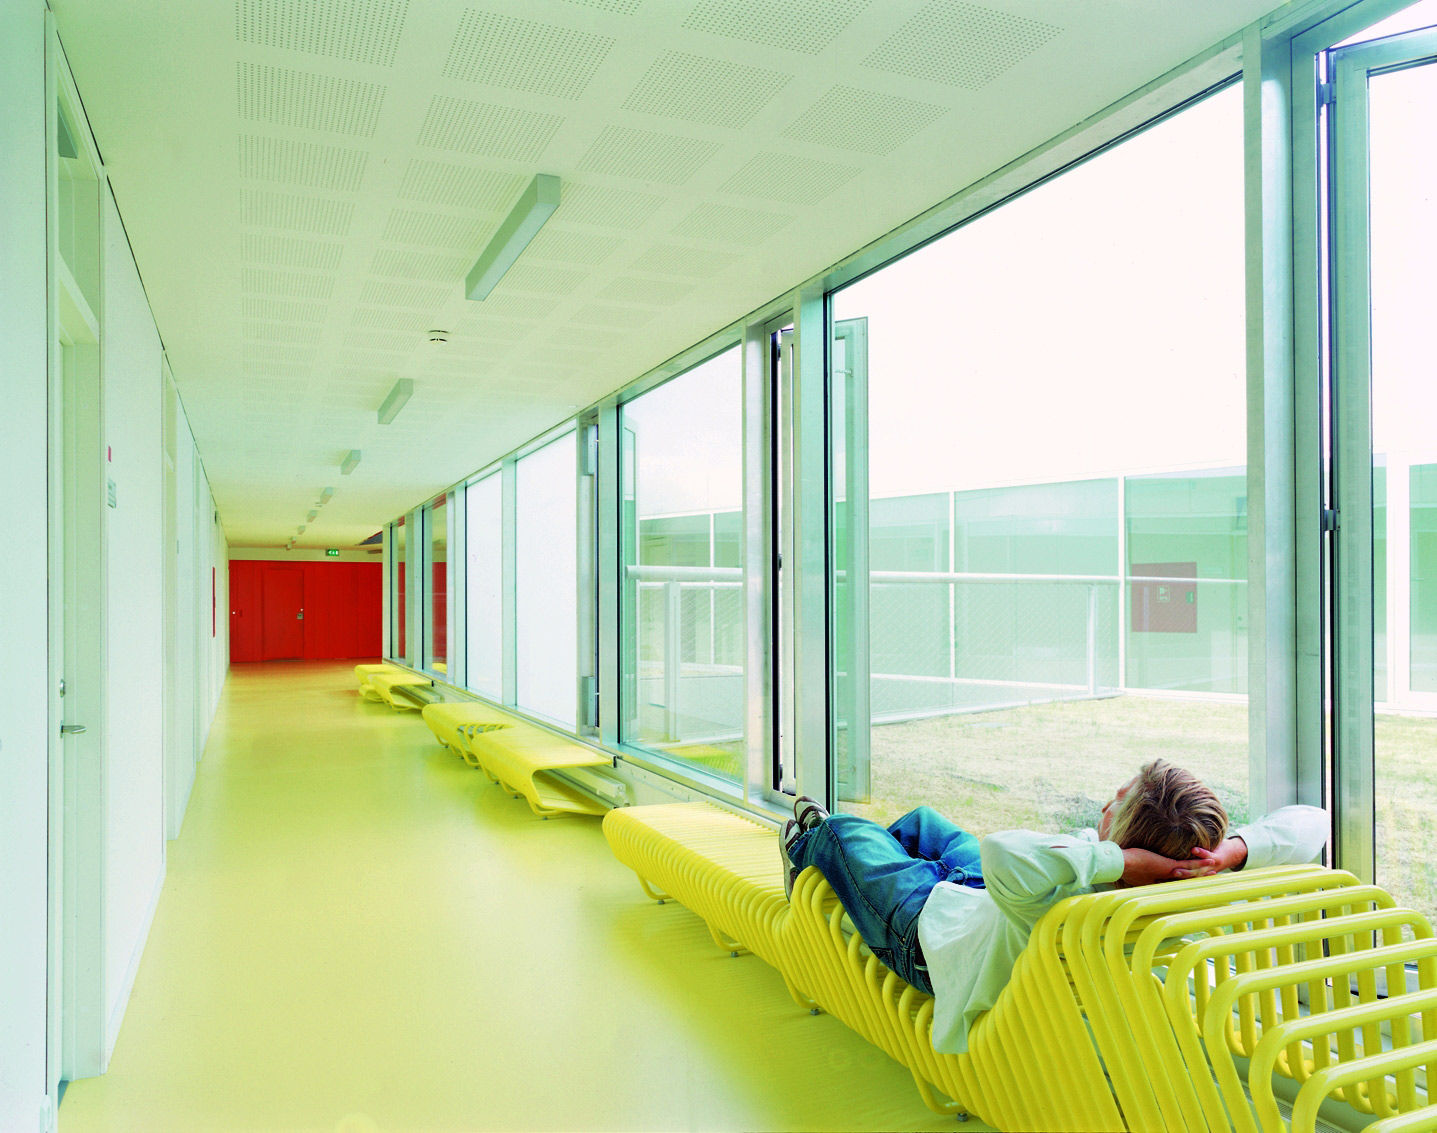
[261,567,305,660]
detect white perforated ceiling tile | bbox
[244,321,317,345]
[562,0,641,11]
[358,279,452,309]
[418,95,564,161]
[237,63,388,136]
[782,84,950,155]
[682,0,870,54]
[599,276,695,305]
[864,1,1064,88]
[239,135,369,191]
[671,201,794,244]
[53,0,1291,543]
[382,208,488,249]
[719,151,862,203]
[474,292,562,320]
[241,233,344,271]
[243,341,319,366]
[235,0,409,64]
[397,160,525,211]
[621,51,792,128]
[242,296,328,322]
[557,183,666,229]
[628,243,739,276]
[499,264,588,294]
[349,306,429,333]
[241,267,337,300]
[369,248,471,280]
[443,9,614,99]
[577,125,721,184]
[241,189,355,236]
[524,227,622,266]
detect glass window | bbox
[391,516,407,662]
[424,495,448,674]
[829,85,1249,831]
[516,432,577,727]
[465,473,504,700]
[620,347,745,781]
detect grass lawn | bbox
[838,694,1437,924]
[666,692,1437,921]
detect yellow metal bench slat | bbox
[603,800,1437,1132]
[467,726,611,818]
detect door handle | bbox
[60,723,87,736]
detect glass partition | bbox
[424,495,448,674]
[391,516,407,663]
[618,347,745,780]
[465,473,503,700]
[516,432,577,727]
[829,84,1249,830]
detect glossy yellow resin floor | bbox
[60,662,985,1133]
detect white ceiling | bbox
[51,0,1289,547]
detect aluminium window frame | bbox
[375,8,1402,824]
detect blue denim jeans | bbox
[789,806,984,994]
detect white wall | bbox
[0,11,230,1119]
[100,184,167,1050]
[0,4,54,1128]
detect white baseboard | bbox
[104,862,166,1061]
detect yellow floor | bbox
[60,662,986,1133]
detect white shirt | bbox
[916,805,1329,1054]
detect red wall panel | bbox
[229,559,382,663]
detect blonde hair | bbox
[1108,760,1227,860]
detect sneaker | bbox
[794,794,830,831]
[779,818,803,899]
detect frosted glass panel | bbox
[516,433,577,727]
[465,474,502,699]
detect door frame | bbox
[1327,26,1437,883]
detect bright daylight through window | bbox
[619,346,745,780]
[829,85,1250,832]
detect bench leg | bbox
[636,877,671,904]
[706,923,749,957]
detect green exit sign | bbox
[326,548,340,557]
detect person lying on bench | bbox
[778,759,1327,1054]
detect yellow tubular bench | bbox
[419,701,514,766]
[466,725,611,818]
[355,663,404,702]
[603,801,1437,1132]
[366,670,434,710]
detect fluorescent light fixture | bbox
[377,378,413,425]
[341,449,361,475]
[465,174,559,301]
[297,525,306,534]
[319,486,335,504]
[306,509,318,521]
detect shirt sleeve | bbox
[1230,805,1329,870]
[980,828,1125,930]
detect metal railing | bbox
[625,562,1247,741]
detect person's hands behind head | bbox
[1192,837,1248,874]
[1119,846,1221,888]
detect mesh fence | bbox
[869,578,1121,720]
